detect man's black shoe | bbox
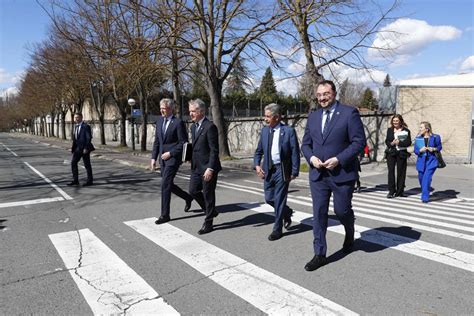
[67,181,79,186]
[184,200,192,212]
[155,216,170,225]
[395,192,406,197]
[304,255,328,271]
[386,193,395,198]
[83,182,93,187]
[268,231,282,241]
[342,234,355,254]
[198,223,213,235]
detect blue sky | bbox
[1,0,473,96]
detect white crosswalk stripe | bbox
[125,219,358,315]
[49,229,179,315]
[220,180,474,242]
[237,203,474,272]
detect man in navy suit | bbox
[301,80,366,271]
[188,99,222,235]
[152,99,193,224]
[254,103,300,241]
[68,113,94,186]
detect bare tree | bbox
[161,0,287,157]
[278,0,399,99]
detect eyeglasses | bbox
[316,92,332,99]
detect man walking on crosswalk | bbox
[301,80,366,271]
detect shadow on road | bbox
[327,225,422,264]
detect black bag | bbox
[435,151,446,168]
[433,136,445,168]
[384,147,397,157]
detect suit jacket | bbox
[72,122,94,153]
[191,118,222,174]
[414,134,442,172]
[385,127,412,150]
[151,115,188,169]
[253,124,300,182]
[301,102,366,183]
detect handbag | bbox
[434,136,446,168]
[434,151,446,168]
[384,147,397,157]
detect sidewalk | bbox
[9,133,474,201]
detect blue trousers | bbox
[309,174,355,256]
[264,166,291,233]
[418,168,436,202]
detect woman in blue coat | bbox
[414,121,443,203]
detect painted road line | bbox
[24,162,73,200]
[49,229,179,315]
[238,203,474,273]
[360,190,474,212]
[125,219,357,316]
[2,144,18,157]
[350,201,474,229]
[0,197,64,209]
[218,181,474,241]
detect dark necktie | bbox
[162,118,168,135]
[193,123,199,142]
[322,110,331,136]
[268,128,275,168]
[75,125,80,140]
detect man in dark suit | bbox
[254,103,300,241]
[68,113,94,186]
[188,99,222,235]
[301,80,366,271]
[152,98,193,225]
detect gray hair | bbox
[160,98,175,110]
[189,98,206,114]
[264,103,281,117]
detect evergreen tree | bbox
[383,74,392,87]
[190,62,209,101]
[360,88,377,110]
[260,67,277,103]
[225,57,249,96]
[339,78,349,103]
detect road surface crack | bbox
[72,228,125,311]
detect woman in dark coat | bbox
[385,114,412,198]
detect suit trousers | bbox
[264,166,291,233]
[71,151,93,182]
[189,170,218,223]
[386,153,407,195]
[310,172,355,256]
[160,163,192,217]
[418,168,436,202]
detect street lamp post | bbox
[128,98,136,151]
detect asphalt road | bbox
[1,134,473,315]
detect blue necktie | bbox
[322,110,331,136]
[268,128,274,168]
[162,118,168,134]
